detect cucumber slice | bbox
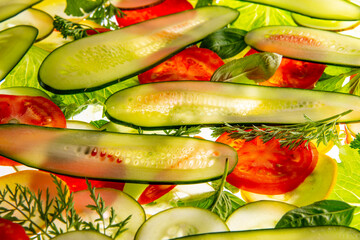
[0,124,237,184]
[240,0,360,21]
[0,25,38,80]
[105,81,360,128]
[38,6,239,93]
[244,25,360,67]
[225,200,296,231]
[110,0,164,9]
[135,207,229,240]
[0,0,42,22]
[171,226,360,239]
[0,86,51,99]
[52,231,111,240]
[66,120,98,130]
[292,13,360,31]
[0,8,53,41]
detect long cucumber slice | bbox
[0,0,42,22]
[52,231,111,240]
[0,25,38,81]
[105,81,360,128]
[240,0,360,20]
[0,124,237,184]
[0,8,53,41]
[170,226,360,240]
[38,6,239,93]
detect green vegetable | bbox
[53,16,93,40]
[0,0,42,22]
[52,231,112,240]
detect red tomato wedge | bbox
[138,46,224,83]
[137,184,176,205]
[0,218,29,240]
[115,0,193,27]
[216,132,318,195]
[245,49,326,89]
[0,94,66,166]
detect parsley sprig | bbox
[211,110,352,149]
[0,175,129,239]
[53,16,95,40]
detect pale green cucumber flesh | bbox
[0,86,50,99]
[240,0,360,20]
[0,124,237,184]
[105,81,360,128]
[135,207,229,240]
[0,0,42,22]
[171,226,360,240]
[292,13,360,31]
[244,25,360,67]
[38,6,239,93]
[0,8,54,41]
[0,25,38,81]
[52,231,111,240]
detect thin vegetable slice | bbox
[0,124,237,184]
[38,6,239,93]
[110,0,165,9]
[0,0,42,22]
[0,26,38,80]
[51,231,111,240]
[244,25,360,67]
[105,81,360,128]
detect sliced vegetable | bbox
[105,81,360,128]
[0,124,238,184]
[0,218,29,240]
[38,6,239,93]
[137,184,176,204]
[241,154,338,206]
[0,25,38,80]
[216,132,318,195]
[170,226,360,239]
[0,8,53,41]
[110,0,165,10]
[115,0,193,27]
[73,188,145,240]
[240,0,360,20]
[0,86,50,99]
[66,120,98,130]
[135,207,229,240]
[244,25,360,67]
[292,13,360,32]
[0,0,42,22]
[138,46,224,83]
[226,200,296,231]
[51,231,111,240]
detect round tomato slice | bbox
[0,218,29,240]
[245,49,326,89]
[138,46,224,83]
[216,132,318,195]
[115,0,193,27]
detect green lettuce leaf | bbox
[329,145,360,229]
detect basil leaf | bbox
[200,28,247,59]
[65,0,102,17]
[276,200,355,228]
[211,52,282,83]
[196,0,213,7]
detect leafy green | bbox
[200,28,247,59]
[90,119,110,129]
[314,69,360,93]
[350,134,360,155]
[65,0,103,17]
[276,200,355,228]
[195,0,213,7]
[329,145,360,230]
[53,16,92,40]
[210,52,281,83]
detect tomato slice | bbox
[216,132,318,195]
[0,218,29,240]
[115,0,193,27]
[245,49,326,89]
[138,46,224,83]
[137,184,176,205]
[0,94,66,166]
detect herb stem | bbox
[210,158,229,212]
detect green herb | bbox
[210,52,282,83]
[211,110,351,149]
[90,119,110,129]
[350,134,360,154]
[196,0,213,8]
[276,200,355,228]
[163,126,202,137]
[200,28,248,59]
[53,16,94,40]
[0,175,129,239]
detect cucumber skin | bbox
[105,81,360,128]
[171,226,360,240]
[0,124,238,184]
[0,0,42,22]
[244,25,360,67]
[38,6,239,94]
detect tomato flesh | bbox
[138,46,224,83]
[216,132,318,195]
[0,218,29,240]
[137,184,176,204]
[245,49,326,89]
[116,0,193,27]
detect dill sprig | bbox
[0,175,129,239]
[211,110,352,149]
[53,16,95,40]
